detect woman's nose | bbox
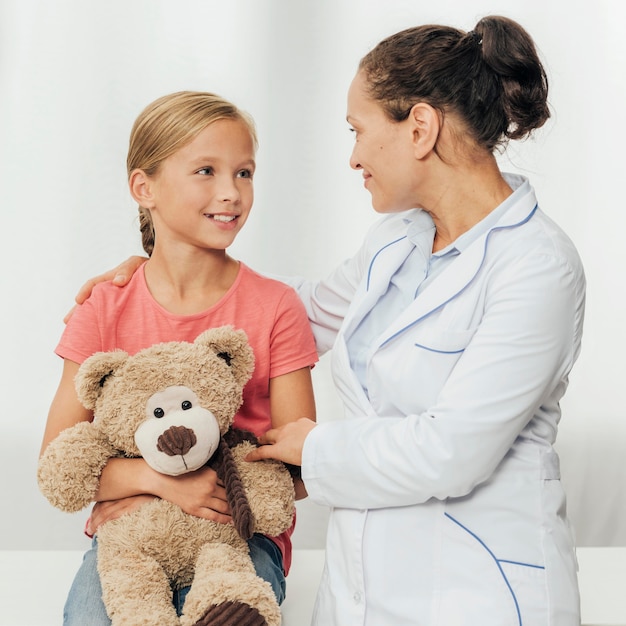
[349,146,362,170]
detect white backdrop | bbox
[1,0,625,552]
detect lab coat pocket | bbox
[435,512,545,626]
[398,328,477,406]
[413,327,477,355]
[501,560,548,625]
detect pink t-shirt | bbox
[56,262,318,574]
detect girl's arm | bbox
[95,458,230,522]
[85,462,231,534]
[269,366,316,500]
[40,359,92,456]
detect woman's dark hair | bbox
[358,15,550,152]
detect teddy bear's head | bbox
[75,326,254,476]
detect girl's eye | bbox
[197,167,213,175]
[237,169,253,179]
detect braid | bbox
[138,207,154,256]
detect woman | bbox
[77,15,585,626]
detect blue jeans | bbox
[63,534,286,625]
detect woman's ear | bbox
[129,169,155,208]
[408,103,441,159]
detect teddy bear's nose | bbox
[157,425,197,457]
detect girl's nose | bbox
[217,176,240,202]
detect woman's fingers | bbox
[247,418,316,466]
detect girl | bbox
[40,91,318,625]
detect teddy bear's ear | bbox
[195,326,255,387]
[74,350,129,409]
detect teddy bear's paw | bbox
[194,600,267,626]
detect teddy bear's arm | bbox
[231,442,296,538]
[37,421,117,513]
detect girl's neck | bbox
[143,247,240,315]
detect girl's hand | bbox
[87,495,156,535]
[246,418,317,466]
[154,465,232,524]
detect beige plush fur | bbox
[38,326,295,626]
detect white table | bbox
[0,548,623,625]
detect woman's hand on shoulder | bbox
[64,255,148,322]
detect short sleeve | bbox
[268,286,319,379]
[55,297,102,364]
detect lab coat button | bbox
[353,592,362,603]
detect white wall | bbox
[1,0,624,551]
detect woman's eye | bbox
[197,167,213,175]
[237,169,252,179]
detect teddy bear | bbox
[37,326,296,626]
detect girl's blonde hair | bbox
[127,91,257,255]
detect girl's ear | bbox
[129,169,155,208]
[408,103,441,160]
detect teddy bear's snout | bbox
[157,425,197,457]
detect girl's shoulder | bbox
[237,262,299,297]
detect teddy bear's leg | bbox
[98,541,180,626]
[180,543,281,626]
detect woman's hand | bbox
[64,256,148,322]
[246,418,317,466]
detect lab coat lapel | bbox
[343,234,416,338]
[388,235,486,336]
[378,196,538,345]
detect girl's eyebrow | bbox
[190,156,257,171]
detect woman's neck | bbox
[143,247,240,315]
[423,158,513,252]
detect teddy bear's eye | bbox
[153,407,165,418]
[181,400,192,410]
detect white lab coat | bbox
[295,175,585,625]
